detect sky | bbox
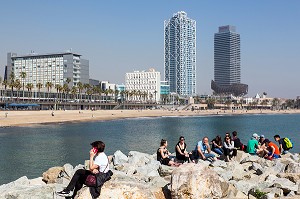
[0,0,299,98]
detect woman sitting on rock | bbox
[175,136,192,163]
[223,136,237,162]
[211,135,224,156]
[56,141,113,198]
[157,139,180,167]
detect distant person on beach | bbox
[175,136,191,163]
[157,139,180,166]
[274,135,293,154]
[246,133,259,155]
[264,140,281,160]
[232,131,244,151]
[223,136,237,162]
[211,135,224,156]
[193,136,217,162]
[56,141,113,198]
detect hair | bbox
[215,135,222,145]
[224,136,231,142]
[91,141,105,152]
[232,131,238,137]
[160,139,167,146]
[203,136,209,141]
[274,135,280,139]
[179,136,185,141]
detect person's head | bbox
[202,136,209,144]
[225,136,231,142]
[260,135,265,142]
[264,139,270,147]
[90,141,105,153]
[252,133,259,140]
[232,131,238,137]
[160,139,168,147]
[225,132,230,137]
[274,135,281,142]
[216,135,221,142]
[179,136,185,143]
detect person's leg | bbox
[66,169,91,197]
[213,148,223,156]
[282,150,289,154]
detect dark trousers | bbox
[223,148,237,157]
[66,169,92,198]
[176,154,189,162]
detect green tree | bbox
[206,98,216,109]
[63,83,70,100]
[2,79,8,98]
[36,83,43,100]
[25,83,34,99]
[9,72,15,98]
[20,72,26,101]
[71,86,78,100]
[45,81,53,100]
[15,79,22,101]
[77,82,84,101]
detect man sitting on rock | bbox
[246,133,259,155]
[193,136,217,163]
[264,139,281,160]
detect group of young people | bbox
[157,131,293,166]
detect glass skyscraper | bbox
[212,25,248,96]
[164,11,196,96]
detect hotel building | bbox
[125,68,161,102]
[6,52,89,91]
[164,11,196,97]
[211,25,248,96]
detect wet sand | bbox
[0,109,300,127]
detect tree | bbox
[15,79,22,101]
[285,99,295,109]
[55,84,61,100]
[25,83,34,99]
[225,100,232,109]
[206,98,216,109]
[77,82,84,101]
[83,83,91,100]
[36,83,43,100]
[71,86,78,100]
[20,72,26,101]
[45,81,53,100]
[114,89,120,102]
[272,98,280,110]
[63,83,70,100]
[9,72,15,98]
[2,79,8,98]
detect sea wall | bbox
[1,150,300,199]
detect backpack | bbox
[283,138,293,149]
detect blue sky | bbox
[0,0,299,98]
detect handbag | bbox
[85,174,97,187]
[85,158,109,187]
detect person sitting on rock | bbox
[231,131,245,151]
[211,135,224,156]
[256,135,269,157]
[175,136,191,163]
[193,136,217,162]
[56,141,113,198]
[246,133,259,155]
[223,136,237,162]
[264,139,281,160]
[157,139,180,166]
[274,134,293,154]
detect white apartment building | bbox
[125,68,161,102]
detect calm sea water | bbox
[0,114,299,185]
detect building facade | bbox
[212,25,248,96]
[7,52,89,91]
[164,11,196,97]
[125,68,161,102]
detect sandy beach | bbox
[1,109,300,127]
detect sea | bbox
[0,113,299,185]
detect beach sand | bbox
[0,109,300,127]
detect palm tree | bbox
[2,79,8,98]
[206,98,216,109]
[45,81,53,100]
[9,72,15,98]
[36,83,43,100]
[20,72,26,101]
[15,80,22,101]
[272,98,280,110]
[55,84,61,100]
[285,99,295,109]
[83,83,91,101]
[154,90,157,103]
[114,89,120,102]
[77,82,84,101]
[225,100,232,109]
[63,83,70,101]
[71,86,78,100]
[25,83,34,99]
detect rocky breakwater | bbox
[1,150,300,199]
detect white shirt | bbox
[94,152,109,173]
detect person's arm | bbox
[279,144,283,153]
[160,148,169,159]
[197,145,205,159]
[269,146,275,157]
[206,143,211,153]
[89,149,99,171]
[223,142,229,149]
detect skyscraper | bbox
[164,11,196,96]
[211,25,248,96]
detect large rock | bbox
[113,150,129,166]
[42,166,64,184]
[286,162,300,173]
[158,165,176,177]
[277,173,300,183]
[128,151,154,166]
[171,164,229,199]
[270,178,298,195]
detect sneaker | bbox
[56,189,73,197]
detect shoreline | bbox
[1,109,300,127]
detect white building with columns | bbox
[125,68,161,102]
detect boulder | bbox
[240,155,260,164]
[286,162,300,173]
[171,164,229,199]
[42,166,64,184]
[158,165,175,177]
[271,178,298,195]
[128,151,154,167]
[63,163,74,178]
[276,173,300,183]
[0,176,30,191]
[113,150,129,166]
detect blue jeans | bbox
[282,150,289,154]
[212,148,223,155]
[203,153,215,159]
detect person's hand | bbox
[92,169,99,174]
[202,155,206,160]
[90,149,95,158]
